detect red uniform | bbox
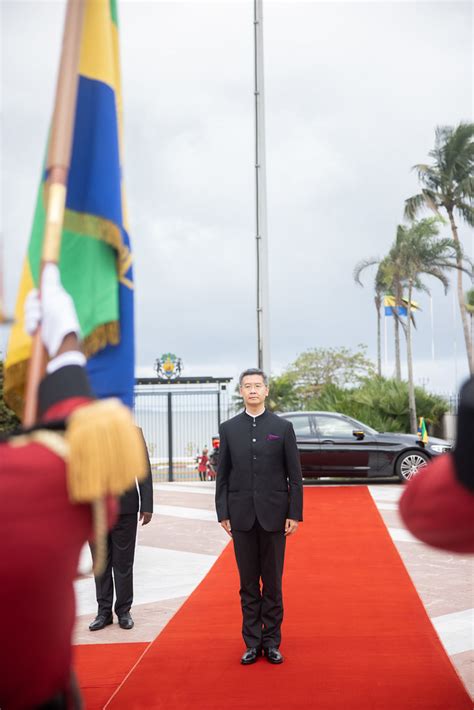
[0,366,116,709]
[399,453,474,554]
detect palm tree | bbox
[465,288,474,359]
[393,217,467,433]
[354,256,403,379]
[405,122,474,372]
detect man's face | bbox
[240,375,269,408]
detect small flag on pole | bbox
[384,295,421,317]
[5,0,134,414]
[417,417,429,445]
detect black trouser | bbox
[93,513,138,617]
[232,519,286,649]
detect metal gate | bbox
[134,377,232,481]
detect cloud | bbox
[2,0,473,393]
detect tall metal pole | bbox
[254,0,271,375]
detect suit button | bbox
[252,423,256,427]
[253,455,257,460]
[252,438,256,442]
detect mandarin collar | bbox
[244,408,267,419]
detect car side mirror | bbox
[353,430,365,440]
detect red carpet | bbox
[74,642,148,709]
[93,487,469,709]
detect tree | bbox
[287,345,375,406]
[312,377,448,434]
[392,217,466,432]
[405,122,474,372]
[266,372,299,412]
[0,361,20,433]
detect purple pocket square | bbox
[266,434,281,441]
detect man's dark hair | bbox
[239,368,269,387]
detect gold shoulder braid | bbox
[66,398,147,502]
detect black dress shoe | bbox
[118,612,134,630]
[240,647,261,665]
[264,647,284,664]
[89,613,113,631]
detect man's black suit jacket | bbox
[215,410,303,531]
[119,430,154,515]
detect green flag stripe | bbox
[27,185,118,338]
[110,0,118,26]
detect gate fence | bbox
[134,376,232,481]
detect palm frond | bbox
[353,258,380,286]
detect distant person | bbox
[399,376,474,553]
[215,368,303,665]
[89,445,153,631]
[208,439,219,481]
[197,447,209,481]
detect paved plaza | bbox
[73,481,473,697]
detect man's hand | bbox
[140,512,153,526]
[220,519,232,537]
[285,519,299,536]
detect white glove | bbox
[24,288,42,337]
[24,263,81,357]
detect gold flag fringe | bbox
[4,321,120,417]
[62,209,122,251]
[82,321,120,358]
[3,360,29,418]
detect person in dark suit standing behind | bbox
[215,368,303,665]
[89,440,153,631]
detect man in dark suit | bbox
[215,368,303,665]
[89,449,153,631]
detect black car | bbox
[279,411,452,482]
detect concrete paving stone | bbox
[152,490,217,511]
[74,546,220,617]
[394,543,474,618]
[74,597,187,645]
[154,505,217,522]
[153,483,216,496]
[139,515,229,556]
[368,484,403,503]
[450,651,474,697]
[431,609,474,655]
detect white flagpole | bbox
[384,311,388,372]
[453,289,458,390]
[254,0,271,375]
[429,294,435,361]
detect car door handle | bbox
[321,439,335,444]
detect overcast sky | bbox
[1,0,473,393]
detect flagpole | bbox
[254,0,271,374]
[384,311,388,372]
[23,0,85,426]
[429,294,435,361]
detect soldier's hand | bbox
[140,512,153,525]
[24,289,42,336]
[220,519,232,537]
[284,519,299,536]
[25,263,82,357]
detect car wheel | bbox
[396,450,429,482]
